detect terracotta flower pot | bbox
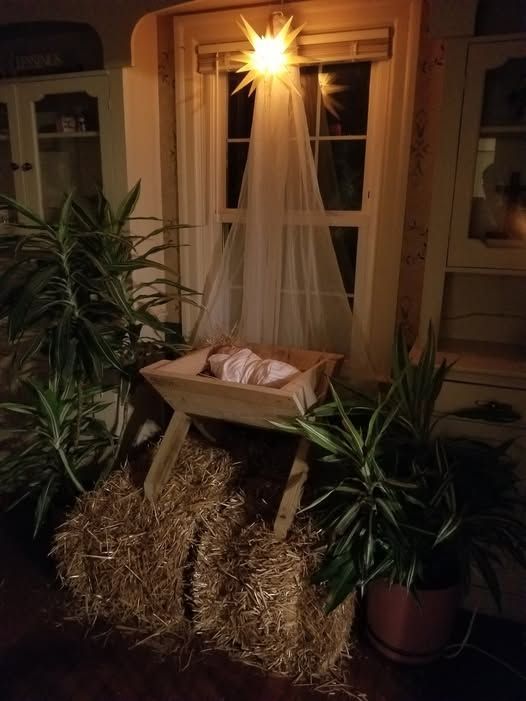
[366,579,460,664]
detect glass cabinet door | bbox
[0,92,20,227]
[17,76,109,221]
[449,41,526,270]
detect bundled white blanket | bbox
[208,347,299,388]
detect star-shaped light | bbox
[232,15,308,96]
[318,72,349,118]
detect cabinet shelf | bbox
[483,238,526,249]
[437,338,526,381]
[412,338,526,381]
[38,131,99,140]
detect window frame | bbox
[174,0,422,377]
[220,61,374,308]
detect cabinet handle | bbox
[21,162,33,172]
[10,162,19,171]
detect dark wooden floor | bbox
[1,520,525,701]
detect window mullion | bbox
[314,64,322,169]
[216,72,228,214]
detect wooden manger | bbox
[140,343,343,539]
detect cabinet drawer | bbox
[435,380,526,430]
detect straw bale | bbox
[53,437,237,646]
[192,508,354,680]
[54,433,354,681]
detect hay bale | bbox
[192,506,354,680]
[53,437,237,647]
[54,433,354,680]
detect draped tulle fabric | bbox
[194,62,372,379]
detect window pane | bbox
[469,56,526,246]
[35,92,99,133]
[0,102,9,134]
[38,136,103,221]
[318,140,366,210]
[222,222,231,248]
[0,102,16,224]
[227,141,249,207]
[300,65,319,136]
[35,92,102,222]
[469,138,526,244]
[330,226,358,295]
[481,57,526,128]
[319,62,370,136]
[221,223,357,298]
[228,72,255,139]
[226,61,370,210]
[331,226,358,297]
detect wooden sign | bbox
[0,23,103,79]
[12,52,64,75]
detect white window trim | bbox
[174,0,421,378]
[197,26,391,72]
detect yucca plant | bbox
[276,326,526,612]
[390,324,451,446]
[0,376,113,535]
[0,183,198,532]
[0,182,194,383]
[276,381,429,610]
[310,326,452,454]
[440,437,526,610]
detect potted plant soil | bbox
[276,327,526,663]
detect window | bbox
[173,1,421,376]
[222,63,370,302]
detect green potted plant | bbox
[275,327,526,663]
[0,184,197,536]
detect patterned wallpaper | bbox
[157,15,181,321]
[396,0,445,345]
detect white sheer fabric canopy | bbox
[194,17,372,380]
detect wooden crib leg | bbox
[144,411,191,503]
[273,438,310,540]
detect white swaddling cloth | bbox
[208,347,299,388]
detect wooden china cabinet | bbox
[0,17,162,248]
[419,1,526,621]
[0,74,114,222]
[0,18,164,407]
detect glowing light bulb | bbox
[232,15,308,96]
[253,35,287,76]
